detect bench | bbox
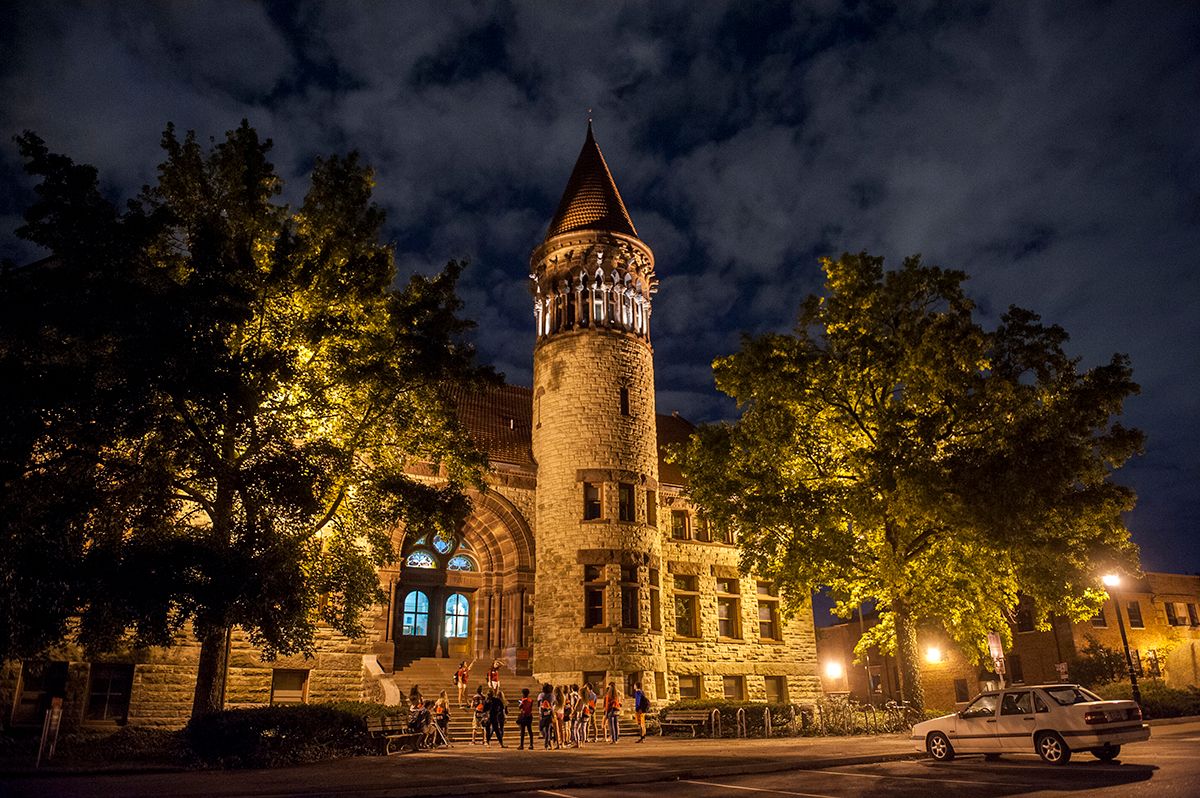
[366,715,422,754]
[659,709,714,738]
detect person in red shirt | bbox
[603,682,622,743]
[517,687,535,749]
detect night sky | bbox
[2,2,1198,582]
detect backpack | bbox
[636,692,650,713]
[539,696,553,717]
[520,697,533,717]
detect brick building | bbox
[3,125,821,730]
[816,571,1200,712]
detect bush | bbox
[1093,681,1200,719]
[185,703,389,768]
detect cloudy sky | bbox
[2,1,1197,578]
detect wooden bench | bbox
[366,715,422,755]
[659,709,714,738]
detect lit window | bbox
[271,669,309,704]
[432,533,455,554]
[406,551,436,569]
[445,593,470,638]
[447,554,476,571]
[402,591,430,636]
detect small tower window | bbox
[646,490,657,526]
[618,482,635,522]
[619,387,630,416]
[583,482,602,520]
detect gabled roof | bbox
[544,123,638,241]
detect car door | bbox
[995,690,1037,751]
[953,693,1001,752]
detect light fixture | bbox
[823,661,845,680]
[1102,573,1120,587]
[925,645,943,664]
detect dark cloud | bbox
[3,0,1198,574]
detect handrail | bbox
[735,707,748,738]
[709,708,722,738]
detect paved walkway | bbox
[2,733,919,798]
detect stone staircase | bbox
[390,657,641,743]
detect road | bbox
[503,729,1200,798]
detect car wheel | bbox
[1092,745,1120,762]
[1036,731,1071,765]
[927,731,955,761]
[983,753,1002,761]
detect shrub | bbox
[1093,680,1200,719]
[657,700,803,738]
[185,703,389,768]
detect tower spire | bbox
[544,123,637,241]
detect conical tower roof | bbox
[544,123,638,240]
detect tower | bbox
[530,124,664,693]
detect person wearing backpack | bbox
[603,682,621,743]
[633,682,649,742]
[471,685,486,745]
[537,682,554,749]
[517,688,535,749]
[573,685,590,746]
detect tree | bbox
[1,123,490,719]
[676,253,1142,709]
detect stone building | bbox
[2,125,821,730]
[816,571,1200,712]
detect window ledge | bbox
[758,637,784,644]
[717,636,746,644]
[582,517,610,524]
[671,635,703,642]
[580,625,613,633]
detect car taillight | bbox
[1084,711,1108,724]
[1129,707,1142,721]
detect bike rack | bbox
[709,708,722,738]
[763,706,773,738]
[735,707,748,738]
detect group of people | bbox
[432,659,653,750]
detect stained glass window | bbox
[432,532,455,554]
[447,554,475,571]
[405,550,436,569]
[445,593,470,637]
[402,591,429,636]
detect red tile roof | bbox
[544,123,638,241]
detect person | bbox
[573,685,590,746]
[471,685,486,745]
[488,660,501,692]
[487,688,507,747]
[603,682,621,743]
[633,682,649,742]
[454,659,474,706]
[562,685,575,747]
[552,685,566,750]
[517,687,535,749]
[434,690,451,745]
[584,682,598,743]
[409,684,423,709]
[537,682,555,749]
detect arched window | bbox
[406,550,436,569]
[402,591,429,636]
[447,554,476,571]
[432,533,455,554]
[445,593,470,638]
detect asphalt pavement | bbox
[3,720,1198,798]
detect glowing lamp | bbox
[823,661,845,680]
[925,646,943,664]
[1102,573,1120,587]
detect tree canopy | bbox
[676,252,1142,708]
[0,122,490,718]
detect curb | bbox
[1147,714,1200,727]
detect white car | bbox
[912,684,1150,764]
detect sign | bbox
[1056,662,1070,680]
[35,697,63,768]
[993,656,1006,676]
[986,632,1003,660]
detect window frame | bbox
[402,590,430,636]
[617,482,635,523]
[84,663,134,724]
[270,668,310,705]
[670,510,690,541]
[584,565,607,629]
[583,482,603,521]
[716,577,742,640]
[764,675,787,704]
[676,674,702,700]
[619,565,640,629]
[756,582,781,641]
[1126,600,1145,629]
[445,593,470,638]
[672,574,700,639]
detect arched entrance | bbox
[393,490,535,670]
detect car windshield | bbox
[1043,686,1102,706]
[960,693,999,719]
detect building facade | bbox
[3,125,821,730]
[817,571,1200,712]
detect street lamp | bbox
[1102,573,1142,706]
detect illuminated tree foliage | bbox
[0,123,489,719]
[677,253,1142,709]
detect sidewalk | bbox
[1,732,920,798]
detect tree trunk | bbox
[190,623,231,720]
[893,605,925,713]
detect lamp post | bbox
[1102,574,1142,706]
